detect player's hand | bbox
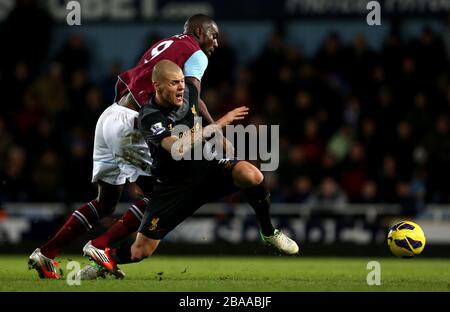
[121,147,152,170]
[216,106,249,128]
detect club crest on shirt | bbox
[149,217,159,231]
[151,122,165,135]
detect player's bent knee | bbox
[250,168,264,186]
[233,162,264,188]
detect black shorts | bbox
[138,159,241,239]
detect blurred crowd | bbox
[203,25,450,216]
[0,2,449,216]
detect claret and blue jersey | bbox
[115,34,208,107]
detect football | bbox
[387,221,426,258]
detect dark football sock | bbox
[41,200,100,258]
[92,198,149,249]
[244,180,276,237]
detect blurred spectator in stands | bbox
[0,145,30,202]
[366,64,388,107]
[234,84,256,117]
[101,62,123,105]
[423,113,450,203]
[279,144,312,188]
[341,142,368,202]
[67,69,91,109]
[252,29,286,92]
[392,121,415,180]
[395,55,420,111]
[262,94,283,126]
[327,125,353,163]
[300,118,325,165]
[377,155,399,203]
[201,88,221,120]
[64,127,95,203]
[413,27,448,88]
[358,118,381,177]
[280,46,304,104]
[0,117,14,171]
[409,166,427,215]
[286,89,315,140]
[360,180,380,203]
[4,61,33,116]
[275,64,295,102]
[27,118,58,156]
[315,32,345,76]
[342,95,361,130]
[15,90,45,143]
[381,32,404,84]
[396,181,415,215]
[317,150,340,182]
[345,34,376,97]
[264,172,284,203]
[29,62,66,116]
[373,87,397,142]
[80,86,106,132]
[56,34,90,82]
[287,176,313,204]
[308,176,347,208]
[405,92,433,141]
[31,149,64,201]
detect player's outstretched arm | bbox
[185,77,249,128]
[160,103,247,159]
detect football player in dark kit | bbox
[129,60,299,262]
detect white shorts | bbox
[92,103,152,185]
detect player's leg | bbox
[90,176,154,249]
[230,161,276,235]
[227,160,299,254]
[28,182,123,279]
[29,105,127,278]
[41,181,123,257]
[80,177,154,278]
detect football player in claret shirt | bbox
[29,14,247,279]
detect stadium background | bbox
[0,0,449,257]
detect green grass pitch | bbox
[0,255,449,292]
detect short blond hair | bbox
[152,60,183,83]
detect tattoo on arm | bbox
[161,124,220,158]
